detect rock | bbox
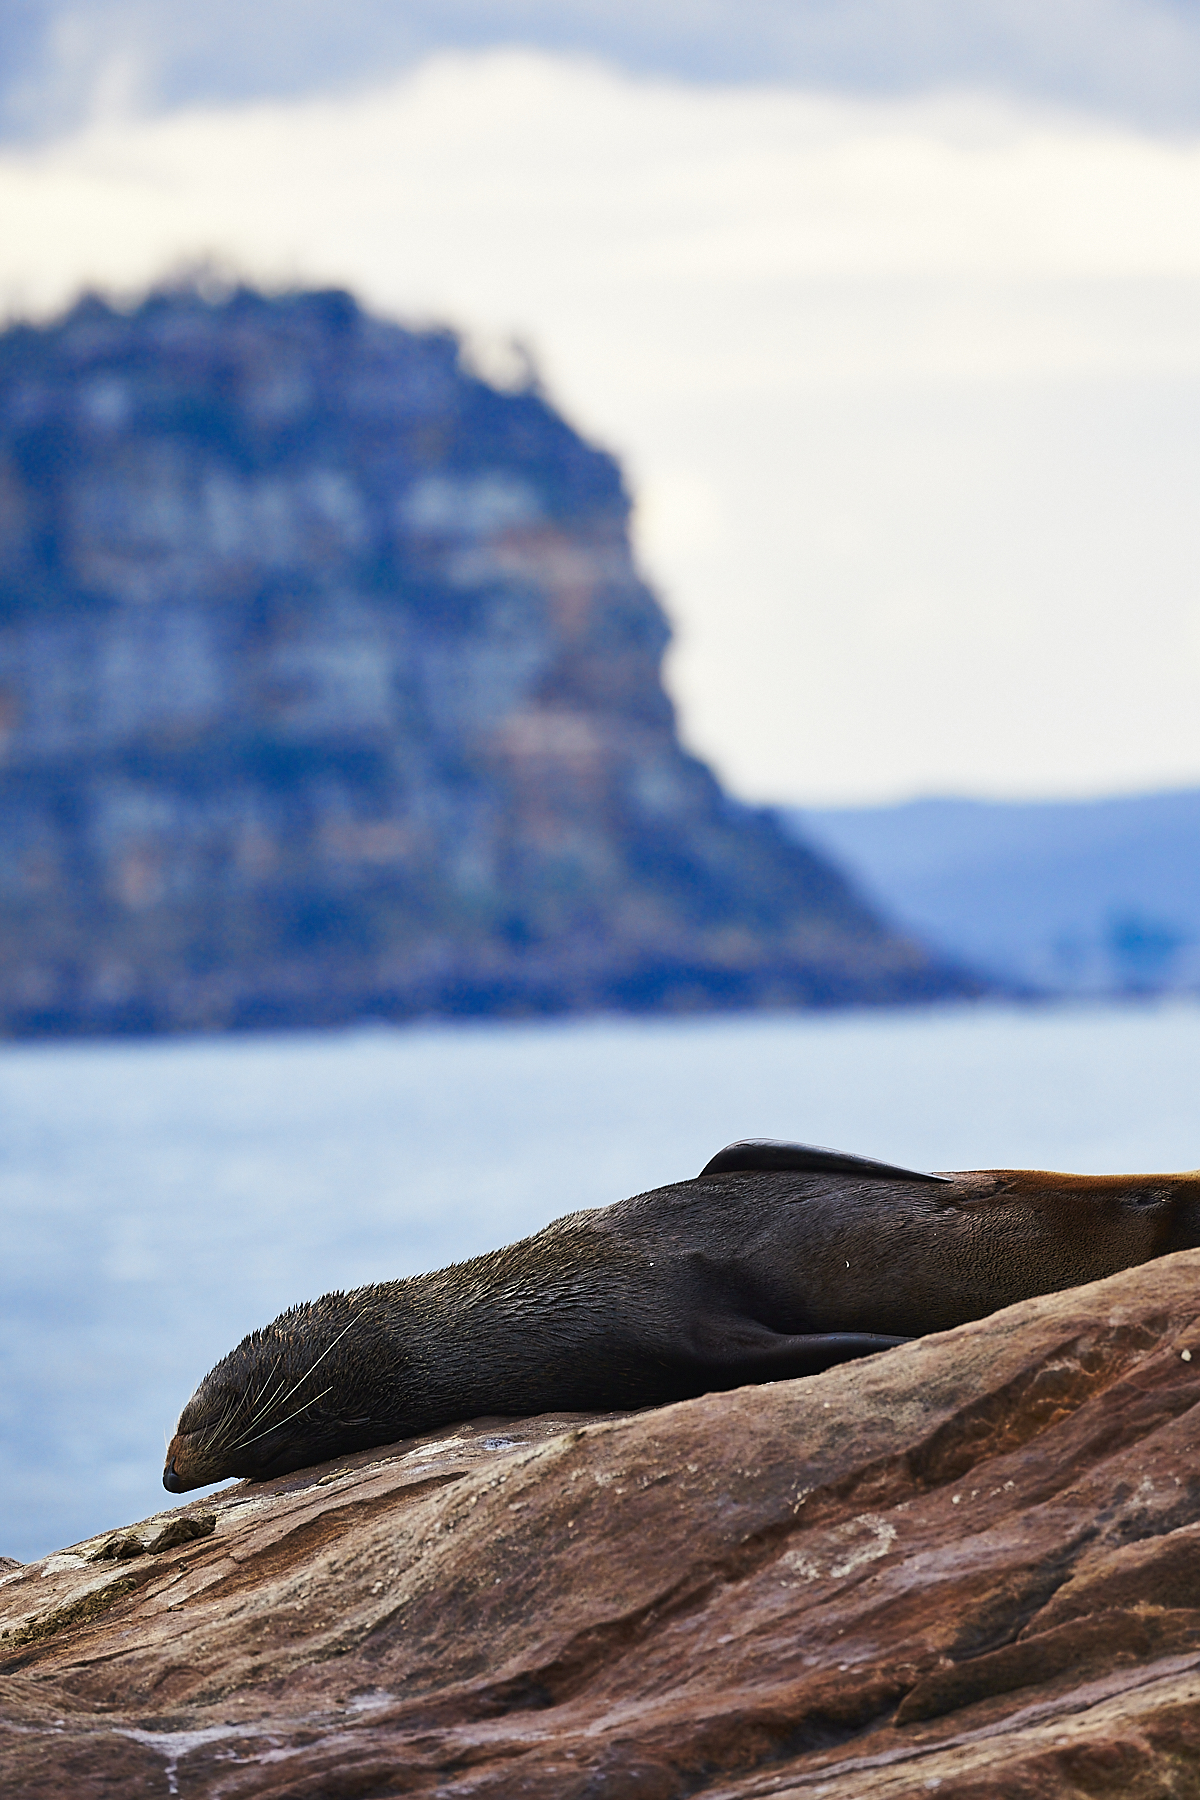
[88,1515,217,1562]
[4,1255,1200,1795]
[0,284,972,1037]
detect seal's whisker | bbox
[190,1351,293,1459]
[223,1320,357,1450]
[250,1367,287,1417]
[229,1385,335,1452]
[196,1390,243,1453]
[230,1353,288,1438]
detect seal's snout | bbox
[163,1431,211,1493]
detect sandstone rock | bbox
[0,285,970,1036]
[6,1252,1200,1796]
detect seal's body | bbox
[164,1141,1200,1492]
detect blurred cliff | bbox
[0,284,971,1037]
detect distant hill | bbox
[0,283,972,1036]
[789,792,1200,995]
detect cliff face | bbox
[4,1255,1200,1796]
[0,286,964,1034]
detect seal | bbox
[163,1138,1200,1491]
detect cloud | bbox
[6,0,1200,137]
[1,50,1199,801]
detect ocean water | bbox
[3,998,1198,1563]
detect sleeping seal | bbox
[163,1139,1200,1491]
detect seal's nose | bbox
[163,1458,183,1493]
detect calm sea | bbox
[3,999,1198,1562]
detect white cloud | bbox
[1,49,1199,801]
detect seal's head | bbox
[163,1295,390,1492]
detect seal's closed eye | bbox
[697,1139,951,1184]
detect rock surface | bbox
[0,284,971,1036]
[5,1254,1200,1796]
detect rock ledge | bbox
[5,1253,1200,1796]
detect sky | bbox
[1,4,1199,805]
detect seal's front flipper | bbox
[690,1323,912,1384]
[698,1139,950,1184]
[755,1330,912,1378]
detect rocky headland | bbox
[0,284,972,1035]
[4,1252,1200,1796]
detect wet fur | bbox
[164,1157,1200,1491]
